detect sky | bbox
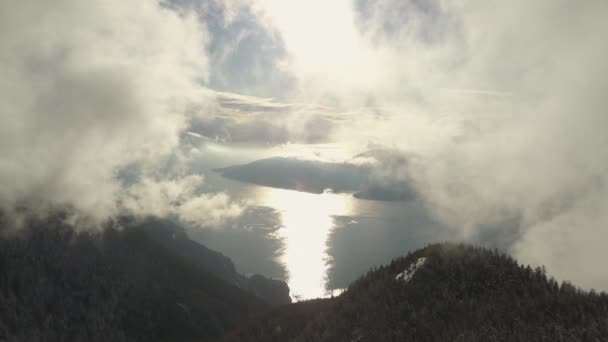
[1,0,608,290]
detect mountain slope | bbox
[225,243,608,342]
[137,218,290,305]
[0,213,272,342]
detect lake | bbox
[186,142,453,300]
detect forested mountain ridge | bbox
[2,210,607,342]
[0,213,279,341]
[135,218,291,306]
[226,243,608,342]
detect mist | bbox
[237,0,608,290]
[2,0,607,291]
[0,0,245,228]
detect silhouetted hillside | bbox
[138,218,290,305]
[0,213,273,341]
[4,212,607,342]
[225,244,608,342]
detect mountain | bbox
[136,218,290,306]
[215,156,369,194]
[0,213,284,341]
[215,155,416,201]
[4,212,607,342]
[225,243,608,342]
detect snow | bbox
[395,257,427,282]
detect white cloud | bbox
[0,0,243,227]
[246,0,608,289]
[4,0,608,290]
[120,174,243,228]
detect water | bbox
[186,143,453,300]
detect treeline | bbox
[3,211,607,341]
[0,213,269,341]
[226,243,608,342]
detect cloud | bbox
[187,90,342,144]
[244,0,608,289]
[4,0,608,290]
[120,174,244,228]
[171,0,296,98]
[368,1,608,283]
[0,0,242,227]
[512,185,608,290]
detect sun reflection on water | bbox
[262,188,350,300]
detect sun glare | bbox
[262,187,350,300]
[255,0,362,78]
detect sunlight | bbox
[262,187,350,299]
[254,0,362,78]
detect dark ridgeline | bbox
[0,212,288,342]
[1,210,607,342]
[226,244,608,342]
[216,150,416,202]
[134,218,291,307]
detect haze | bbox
[1,0,607,295]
